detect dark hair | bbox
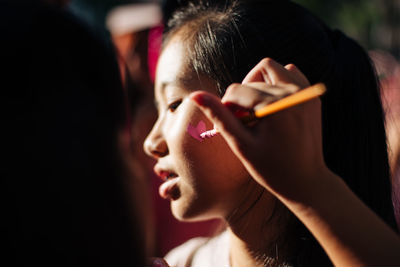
[163,0,397,265]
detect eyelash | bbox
[167,100,182,112]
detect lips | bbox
[157,170,178,181]
[154,165,180,200]
[154,165,177,180]
[159,178,180,200]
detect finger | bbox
[242,62,272,85]
[223,82,298,114]
[149,257,170,267]
[242,58,295,86]
[222,83,276,109]
[189,91,252,153]
[243,82,298,96]
[284,64,310,88]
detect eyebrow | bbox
[160,75,194,91]
[159,81,180,92]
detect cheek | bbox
[165,102,249,191]
[165,101,213,163]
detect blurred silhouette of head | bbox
[2,1,147,266]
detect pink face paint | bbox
[187,120,206,142]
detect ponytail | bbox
[321,30,397,230]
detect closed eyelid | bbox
[152,95,180,115]
[155,79,197,111]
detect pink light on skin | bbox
[187,120,220,141]
[187,120,206,142]
[148,25,163,83]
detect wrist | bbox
[274,165,343,215]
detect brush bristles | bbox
[200,129,219,139]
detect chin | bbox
[170,197,219,222]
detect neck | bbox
[225,183,294,267]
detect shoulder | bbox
[165,231,230,267]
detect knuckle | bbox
[226,83,241,94]
[224,83,242,101]
[286,84,300,93]
[285,63,297,70]
[261,57,274,67]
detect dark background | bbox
[69,0,399,59]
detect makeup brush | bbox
[200,83,326,139]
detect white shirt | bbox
[165,231,230,267]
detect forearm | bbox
[275,170,400,267]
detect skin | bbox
[144,35,267,222]
[145,29,400,266]
[144,35,291,266]
[191,58,400,266]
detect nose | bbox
[143,121,168,159]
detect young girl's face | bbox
[143,35,252,221]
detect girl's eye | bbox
[167,100,182,112]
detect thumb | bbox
[189,91,251,151]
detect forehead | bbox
[156,36,190,85]
[154,34,219,101]
[156,37,207,88]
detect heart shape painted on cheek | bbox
[187,120,206,142]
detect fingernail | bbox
[152,258,168,267]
